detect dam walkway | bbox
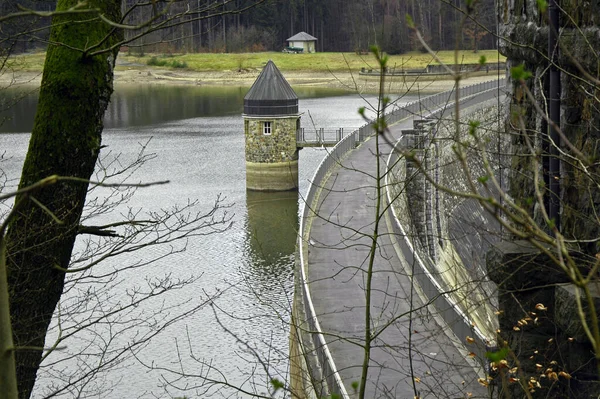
[293,81,503,398]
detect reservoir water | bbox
[0,84,418,398]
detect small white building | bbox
[286,32,317,53]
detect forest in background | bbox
[1,0,497,54]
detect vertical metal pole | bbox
[548,0,561,232]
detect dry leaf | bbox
[559,371,572,379]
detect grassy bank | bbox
[11,50,505,73]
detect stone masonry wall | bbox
[499,0,600,253]
[488,2,600,395]
[245,117,299,164]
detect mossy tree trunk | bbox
[5,1,122,398]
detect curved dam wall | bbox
[386,101,505,358]
[291,78,506,398]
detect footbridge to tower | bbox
[291,78,506,398]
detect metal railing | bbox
[296,127,357,146]
[296,77,505,397]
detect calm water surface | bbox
[0,85,417,398]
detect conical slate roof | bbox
[244,60,298,116]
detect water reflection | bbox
[244,190,298,269]
[105,85,248,128]
[0,84,355,133]
[0,88,38,133]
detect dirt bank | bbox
[116,67,501,93]
[1,66,501,94]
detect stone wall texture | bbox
[491,2,600,395]
[244,116,299,191]
[245,117,299,163]
[500,0,600,253]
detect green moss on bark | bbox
[6,1,123,398]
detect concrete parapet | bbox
[246,161,298,191]
[289,265,323,399]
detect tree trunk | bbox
[5,1,122,398]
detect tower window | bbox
[263,121,272,135]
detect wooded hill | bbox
[2,0,497,54]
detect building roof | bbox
[244,60,298,116]
[286,31,317,42]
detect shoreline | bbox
[1,66,502,94]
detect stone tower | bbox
[243,60,300,191]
